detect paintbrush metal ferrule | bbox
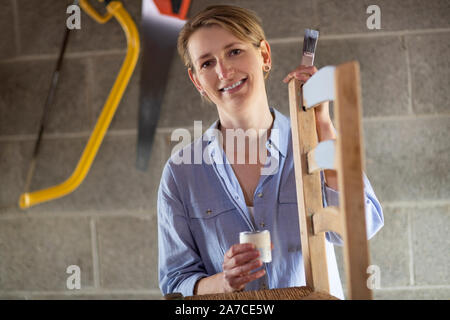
[301,28,319,66]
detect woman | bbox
[158,5,383,299]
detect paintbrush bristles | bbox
[302,29,319,54]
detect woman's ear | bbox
[188,67,203,93]
[259,40,272,68]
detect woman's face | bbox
[187,24,270,110]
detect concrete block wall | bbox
[0,0,448,299]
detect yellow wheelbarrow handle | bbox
[19,0,140,209]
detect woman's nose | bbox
[216,61,234,80]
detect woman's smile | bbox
[219,77,248,95]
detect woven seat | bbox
[182,286,338,300]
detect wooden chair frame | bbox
[289,61,371,299]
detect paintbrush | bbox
[301,29,319,67]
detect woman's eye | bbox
[230,49,241,56]
[201,61,211,69]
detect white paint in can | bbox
[239,230,272,263]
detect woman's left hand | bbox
[283,65,336,142]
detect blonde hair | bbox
[177,5,269,78]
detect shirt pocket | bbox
[187,199,242,272]
[188,198,236,220]
[278,190,302,254]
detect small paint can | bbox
[239,230,272,263]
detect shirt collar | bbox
[203,107,290,159]
[268,107,289,158]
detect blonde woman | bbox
[157,5,383,299]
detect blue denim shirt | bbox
[158,108,384,299]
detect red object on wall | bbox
[153,0,191,20]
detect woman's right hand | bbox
[221,243,266,292]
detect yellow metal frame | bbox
[19,0,140,209]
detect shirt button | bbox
[257,192,263,198]
[206,209,212,215]
[260,222,265,228]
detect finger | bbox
[294,73,310,83]
[284,65,317,81]
[284,75,310,85]
[283,72,308,83]
[293,65,315,76]
[282,72,296,83]
[298,65,317,74]
[296,70,313,76]
[223,249,260,270]
[283,70,314,83]
[225,258,262,279]
[227,270,264,291]
[225,243,256,259]
[229,269,266,289]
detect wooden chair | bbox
[287,61,372,300]
[168,61,371,300]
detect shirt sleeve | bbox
[158,162,208,297]
[321,171,384,246]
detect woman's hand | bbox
[283,65,335,137]
[193,243,266,295]
[221,243,266,293]
[282,65,316,84]
[283,65,339,190]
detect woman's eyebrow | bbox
[195,42,243,64]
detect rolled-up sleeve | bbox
[321,172,384,246]
[158,163,208,296]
